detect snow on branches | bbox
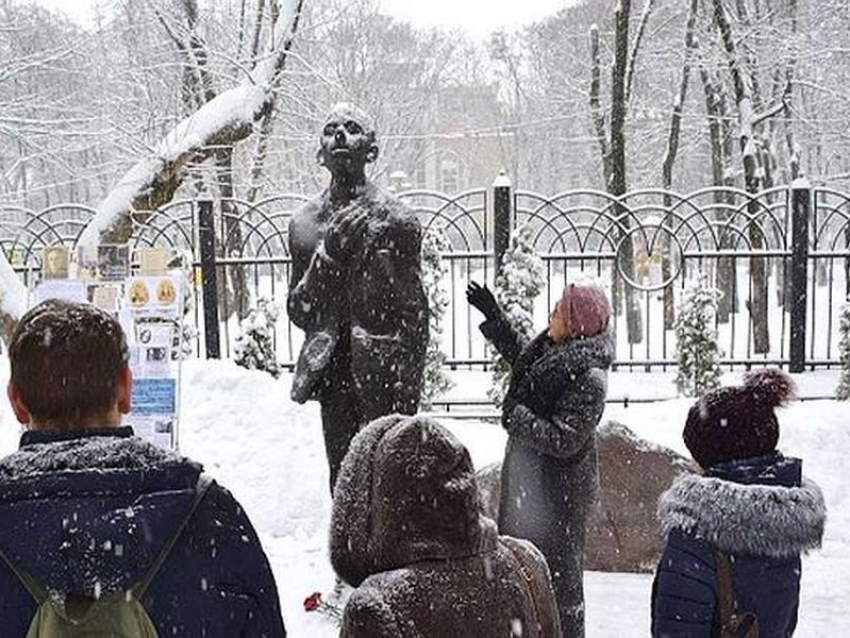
[674,275,722,397]
[488,224,544,408]
[77,0,305,247]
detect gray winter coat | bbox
[481,313,615,495]
[479,313,615,638]
[330,414,562,638]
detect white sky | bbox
[377,0,575,41]
[30,0,575,40]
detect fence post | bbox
[493,170,512,276]
[789,178,810,373]
[198,200,220,359]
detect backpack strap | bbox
[0,473,213,612]
[0,544,49,604]
[714,548,760,638]
[132,473,214,600]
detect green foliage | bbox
[488,224,544,407]
[420,226,453,409]
[674,275,722,397]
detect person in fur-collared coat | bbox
[468,282,615,638]
[330,414,562,638]
[0,300,285,637]
[651,369,827,638]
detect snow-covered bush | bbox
[835,296,850,400]
[168,250,197,360]
[488,224,544,407]
[234,297,282,378]
[420,226,453,409]
[674,276,722,397]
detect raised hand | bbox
[466,281,499,321]
[325,208,369,260]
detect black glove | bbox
[466,281,499,321]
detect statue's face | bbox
[318,104,377,174]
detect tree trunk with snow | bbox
[611,0,643,344]
[699,62,737,323]
[589,25,611,190]
[713,0,770,354]
[660,0,698,330]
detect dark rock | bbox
[475,420,694,573]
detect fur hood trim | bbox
[659,473,826,558]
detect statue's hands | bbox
[325,208,369,261]
[466,281,499,321]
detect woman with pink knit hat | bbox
[467,280,615,638]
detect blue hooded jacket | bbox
[0,427,286,637]
[651,452,826,638]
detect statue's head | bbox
[318,102,378,174]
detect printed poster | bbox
[125,274,181,318]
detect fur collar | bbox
[512,328,614,411]
[659,472,826,558]
[0,431,191,480]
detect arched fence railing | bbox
[3,179,849,372]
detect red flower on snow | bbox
[304,591,323,612]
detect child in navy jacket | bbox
[651,369,826,638]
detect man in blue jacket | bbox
[0,299,286,636]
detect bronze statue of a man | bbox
[287,103,428,491]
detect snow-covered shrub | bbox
[420,226,453,409]
[168,250,197,360]
[835,296,850,400]
[674,275,722,397]
[488,224,544,407]
[234,297,282,378]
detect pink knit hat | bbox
[559,284,611,338]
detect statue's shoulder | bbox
[367,184,419,230]
[290,193,326,227]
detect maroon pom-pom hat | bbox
[683,368,797,469]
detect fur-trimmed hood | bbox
[658,454,826,558]
[0,427,202,598]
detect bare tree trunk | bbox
[783,0,800,181]
[625,0,657,103]
[700,64,738,322]
[713,0,770,353]
[661,0,698,330]
[611,0,642,344]
[589,25,611,190]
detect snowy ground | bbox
[0,358,847,636]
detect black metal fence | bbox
[3,178,850,372]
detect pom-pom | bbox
[743,368,796,407]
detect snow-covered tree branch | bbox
[77,0,304,247]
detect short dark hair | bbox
[9,299,129,425]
